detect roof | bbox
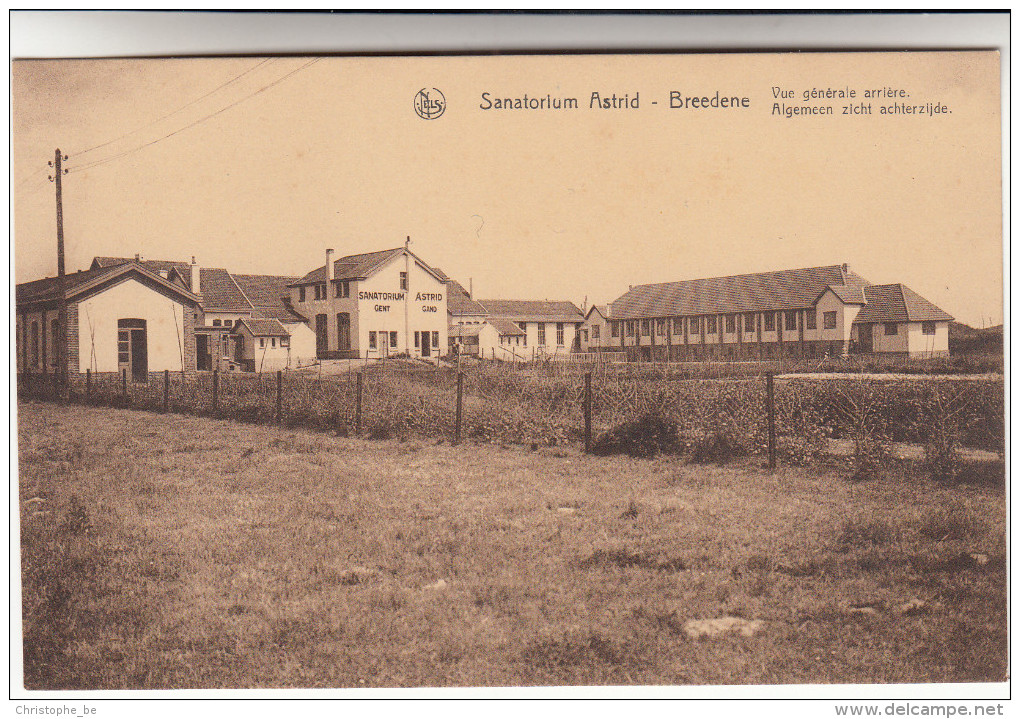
[90,256,189,275]
[231,273,305,322]
[172,266,252,311]
[290,247,448,286]
[585,304,610,321]
[610,264,871,319]
[450,323,486,338]
[477,299,584,322]
[17,262,199,306]
[854,284,954,323]
[488,318,527,336]
[235,318,290,337]
[447,279,487,316]
[825,285,867,305]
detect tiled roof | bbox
[91,256,189,274]
[174,266,252,311]
[826,285,867,305]
[291,248,406,286]
[450,323,486,338]
[235,318,290,337]
[231,273,305,322]
[447,279,487,316]
[17,262,198,305]
[854,284,953,323]
[488,318,527,336]
[585,304,610,321]
[610,264,871,319]
[478,299,584,322]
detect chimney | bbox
[134,253,141,262]
[842,262,848,273]
[190,256,201,295]
[469,278,473,300]
[326,248,335,282]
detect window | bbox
[764,313,775,331]
[414,331,420,348]
[725,315,736,334]
[744,313,756,333]
[625,321,634,338]
[31,322,39,366]
[212,319,221,327]
[592,325,600,340]
[656,318,666,336]
[118,328,129,364]
[390,331,398,348]
[538,324,546,345]
[335,280,350,298]
[271,338,277,348]
[786,311,798,331]
[922,321,936,335]
[672,317,683,334]
[823,311,837,330]
[299,286,306,302]
[556,322,564,345]
[399,272,408,291]
[611,321,620,337]
[432,331,439,349]
[259,338,265,348]
[641,319,650,336]
[518,321,527,332]
[806,311,817,330]
[313,284,321,301]
[884,323,898,336]
[281,337,289,347]
[51,319,59,364]
[368,331,377,349]
[706,316,717,334]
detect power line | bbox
[68,58,320,175]
[69,58,276,159]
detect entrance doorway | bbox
[196,334,211,371]
[421,330,431,357]
[857,323,873,353]
[117,319,148,382]
[315,314,328,357]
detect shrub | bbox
[590,412,681,458]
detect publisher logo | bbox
[414,88,446,120]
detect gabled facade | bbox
[606,264,952,361]
[17,261,199,379]
[287,247,449,360]
[579,304,612,352]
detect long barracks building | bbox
[605,263,953,362]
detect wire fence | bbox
[17,360,1005,467]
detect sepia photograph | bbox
[10,11,1007,707]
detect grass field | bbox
[18,401,1006,689]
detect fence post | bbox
[766,372,776,470]
[85,368,91,404]
[163,369,170,412]
[355,372,363,434]
[212,369,219,414]
[276,370,283,425]
[454,371,464,446]
[584,370,593,453]
[121,368,128,406]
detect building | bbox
[91,256,316,371]
[287,246,448,360]
[607,263,953,361]
[449,318,528,360]
[473,299,585,358]
[578,304,612,352]
[16,260,199,379]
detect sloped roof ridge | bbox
[630,263,847,291]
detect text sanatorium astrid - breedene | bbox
[478,91,751,111]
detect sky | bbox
[12,52,1003,327]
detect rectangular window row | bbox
[608,310,846,337]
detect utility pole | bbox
[49,149,69,389]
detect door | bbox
[315,314,328,357]
[130,329,148,382]
[379,330,390,357]
[234,335,245,363]
[196,334,211,371]
[857,323,873,353]
[421,330,431,357]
